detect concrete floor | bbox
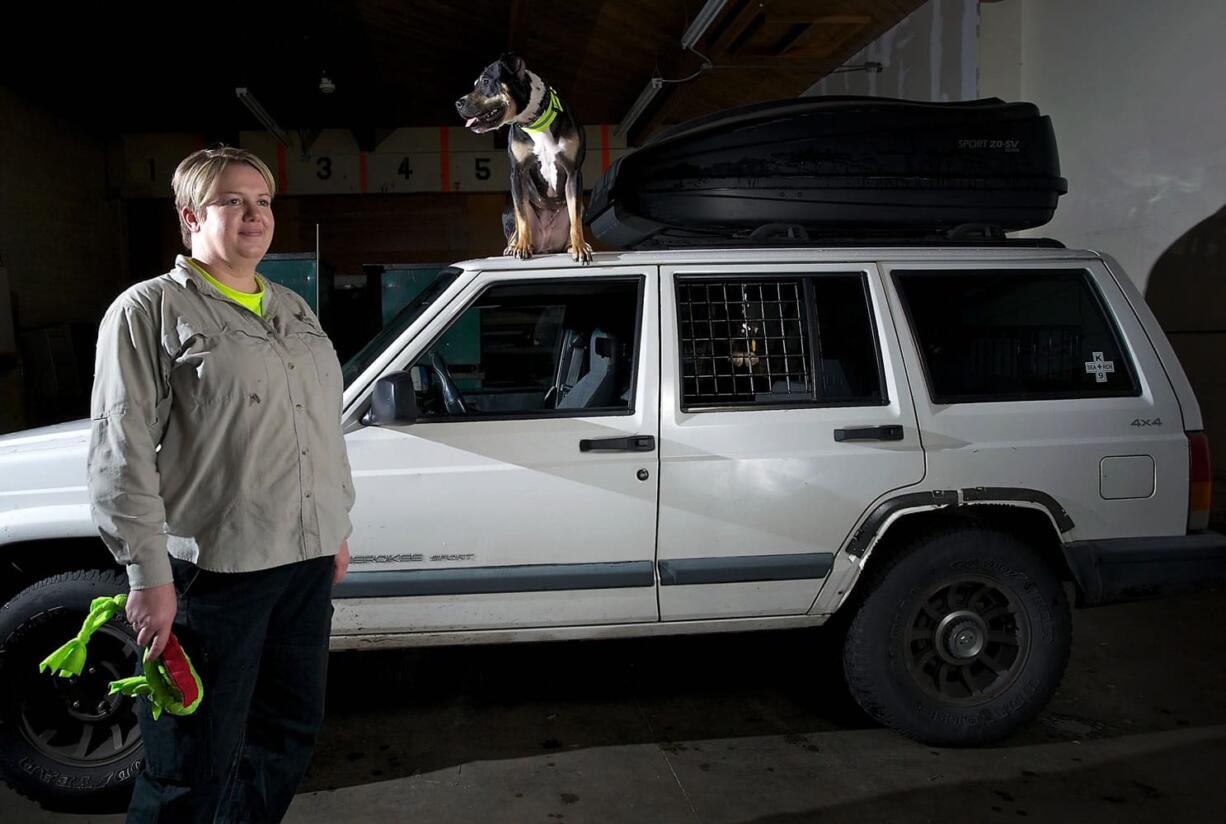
[4,587,1225,823]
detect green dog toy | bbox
[39,594,203,720]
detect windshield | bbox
[342,267,462,386]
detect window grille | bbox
[678,279,811,406]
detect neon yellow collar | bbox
[185,258,265,317]
[523,88,563,133]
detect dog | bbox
[455,52,592,264]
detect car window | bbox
[409,278,641,419]
[342,268,460,387]
[676,274,883,410]
[894,268,1139,403]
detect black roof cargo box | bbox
[586,96,1068,249]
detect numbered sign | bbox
[117,126,630,197]
[366,152,442,193]
[283,152,361,195]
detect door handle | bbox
[580,435,656,452]
[833,425,904,442]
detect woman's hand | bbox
[125,583,177,661]
[334,540,350,584]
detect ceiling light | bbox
[681,0,727,50]
[235,87,291,147]
[616,77,664,137]
[831,61,884,74]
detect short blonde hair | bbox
[171,146,277,249]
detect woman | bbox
[87,145,354,822]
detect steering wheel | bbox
[430,351,468,415]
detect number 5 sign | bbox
[447,153,510,192]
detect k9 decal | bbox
[1085,352,1116,383]
[1130,418,1162,427]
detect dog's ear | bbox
[499,51,527,79]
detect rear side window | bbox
[894,269,1139,403]
[676,274,883,410]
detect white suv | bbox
[2,243,1224,809]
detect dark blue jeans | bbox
[126,556,334,824]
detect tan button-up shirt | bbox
[88,256,354,589]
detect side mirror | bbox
[364,371,419,426]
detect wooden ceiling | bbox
[1,0,924,145]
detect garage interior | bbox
[2,1,1223,517]
[2,0,1225,821]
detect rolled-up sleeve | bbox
[87,299,173,590]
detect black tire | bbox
[842,527,1071,746]
[0,569,143,812]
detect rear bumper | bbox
[1065,531,1226,607]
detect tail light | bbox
[1188,430,1212,531]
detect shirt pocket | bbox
[284,316,343,390]
[170,322,272,406]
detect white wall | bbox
[976,0,1019,103]
[981,0,1226,295]
[805,0,978,101]
[811,0,1226,298]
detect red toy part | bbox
[160,634,200,707]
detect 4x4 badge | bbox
[1130,417,1162,427]
[1085,351,1116,383]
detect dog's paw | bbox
[569,242,593,264]
[504,239,533,260]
